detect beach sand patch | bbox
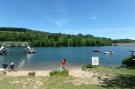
[68,69,103,85]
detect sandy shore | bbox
[0,67,96,78]
[5,70,51,77]
[0,67,103,85]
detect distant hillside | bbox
[0,27,113,47]
[113,39,135,43]
[0,27,31,32]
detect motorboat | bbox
[0,50,6,55]
[27,49,36,54]
[25,45,36,54]
[93,50,101,53]
[104,51,114,54]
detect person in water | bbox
[60,58,67,69]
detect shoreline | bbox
[1,67,93,78]
[15,64,84,71]
[0,65,123,77]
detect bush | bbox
[28,72,35,76]
[3,71,6,75]
[82,64,96,68]
[122,56,135,68]
[49,70,69,77]
[82,64,97,71]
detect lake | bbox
[0,46,134,70]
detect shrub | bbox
[82,64,97,71]
[49,70,69,77]
[83,64,96,68]
[122,56,135,68]
[28,72,35,76]
[3,71,6,75]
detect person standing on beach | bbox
[10,62,15,71]
[60,58,67,69]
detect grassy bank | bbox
[82,65,135,89]
[0,66,135,89]
[0,76,103,89]
[82,65,135,77]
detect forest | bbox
[0,27,115,47]
[113,39,135,43]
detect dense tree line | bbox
[0,27,112,47]
[0,27,30,32]
[113,39,135,43]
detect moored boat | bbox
[0,50,7,55]
[93,50,101,53]
[104,51,114,54]
[27,49,36,54]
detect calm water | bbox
[0,46,134,70]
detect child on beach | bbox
[58,58,67,71]
[60,58,67,69]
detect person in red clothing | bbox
[60,58,67,69]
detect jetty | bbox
[0,41,35,54]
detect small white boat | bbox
[27,49,36,54]
[104,51,114,54]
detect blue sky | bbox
[0,0,135,39]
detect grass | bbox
[49,69,69,77]
[28,72,35,77]
[122,56,135,68]
[83,65,135,76]
[82,64,96,69]
[82,65,135,89]
[0,66,135,89]
[0,76,104,89]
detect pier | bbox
[0,42,35,54]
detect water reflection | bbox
[0,48,35,69]
[0,56,4,67]
[18,54,34,69]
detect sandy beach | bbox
[1,67,101,85]
[1,67,98,78]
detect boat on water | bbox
[104,51,114,54]
[0,49,7,55]
[93,50,101,53]
[27,49,36,54]
[25,45,36,54]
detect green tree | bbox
[57,37,64,46]
[67,39,73,46]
